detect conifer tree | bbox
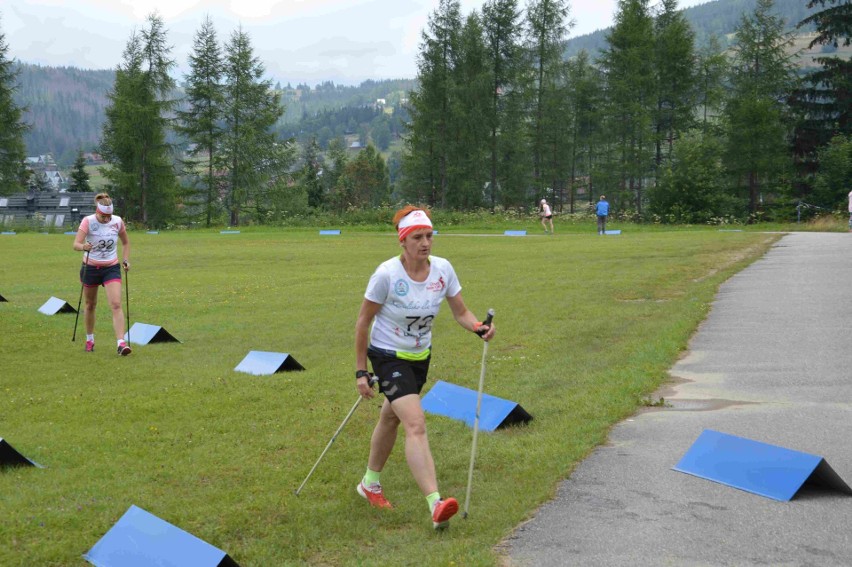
[791,0,852,185]
[100,13,177,226]
[695,36,728,134]
[68,151,91,192]
[653,0,697,167]
[300,137,324,208]
[0,17,28,195]
[599,0,656,213]
[446,12,491,209]
[176,15,224,227]
[564,50,604,211]
[525,0,572,200]
[481,0,523,209]
[724,0,796,216]
[323,137,348,197]
[333,145,389,210]
[403,0,462,207]
[220,27,288,225]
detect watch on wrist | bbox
[355,370,370,380]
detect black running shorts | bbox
[80,263,122,288]
[368,346,431,403]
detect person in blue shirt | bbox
[595,195,609,235]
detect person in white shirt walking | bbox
[72,193,132,356]
[353,205,495,530]
[539,198,554,234]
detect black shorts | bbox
[544,215,552,220]
[80,263,122,288]
[368,346,431,403]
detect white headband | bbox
[97,202,113,215]
[397,210,432,241]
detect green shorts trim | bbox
[368,344,431,362]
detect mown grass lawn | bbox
[0,226,779,566]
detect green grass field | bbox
[0,226,779,566]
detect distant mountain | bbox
[565,0,813,58]
[11,63,414,166]
[13,65,114,166]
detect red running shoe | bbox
[431,497,458,530]
[357,481,393,509]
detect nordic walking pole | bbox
[463,308,495,519]
[295,376,377,496]
[72,250,90,342]
[123,260,130,345]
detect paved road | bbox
[504,232,852,567]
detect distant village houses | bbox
[24,153,69,192]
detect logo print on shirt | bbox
[427,277,445,292]
[394,279,409,296]
[91,222,100,231]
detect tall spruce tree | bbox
[653,0,697,167]
[791,0,852,186]
[564,50,604,211]
[0,16,28,196]
[525,0,572,201]
[403,0,462,207]
[723,0,796,216]
[100,14,177,226]
[220,27,287,226]
[176,16,224,227]
[695,36,728,134]
[599,0,656,213]
[481,0,523,209]
[446,12,491,209]
[68,151,91,192]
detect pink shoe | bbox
[117,341,132,356]
[85,340,94,353]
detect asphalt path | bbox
[504,232,852,567]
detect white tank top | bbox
[364,255,462,355]
[79,214,126,266]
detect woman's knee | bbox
[401,414,427,437]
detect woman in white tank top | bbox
[72,193,132,356]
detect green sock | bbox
[426,491,441,510]
[362,468,381,486]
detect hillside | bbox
[13,65,114,166]
[11,64,414,167]
[565,0,814,58]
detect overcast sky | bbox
[3,0,711,85]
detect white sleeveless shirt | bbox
[365,255,462,356]
[78,214,126,266]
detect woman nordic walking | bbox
[539,198,554,234]
[72,193,132,356]
[354,205,495,530]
